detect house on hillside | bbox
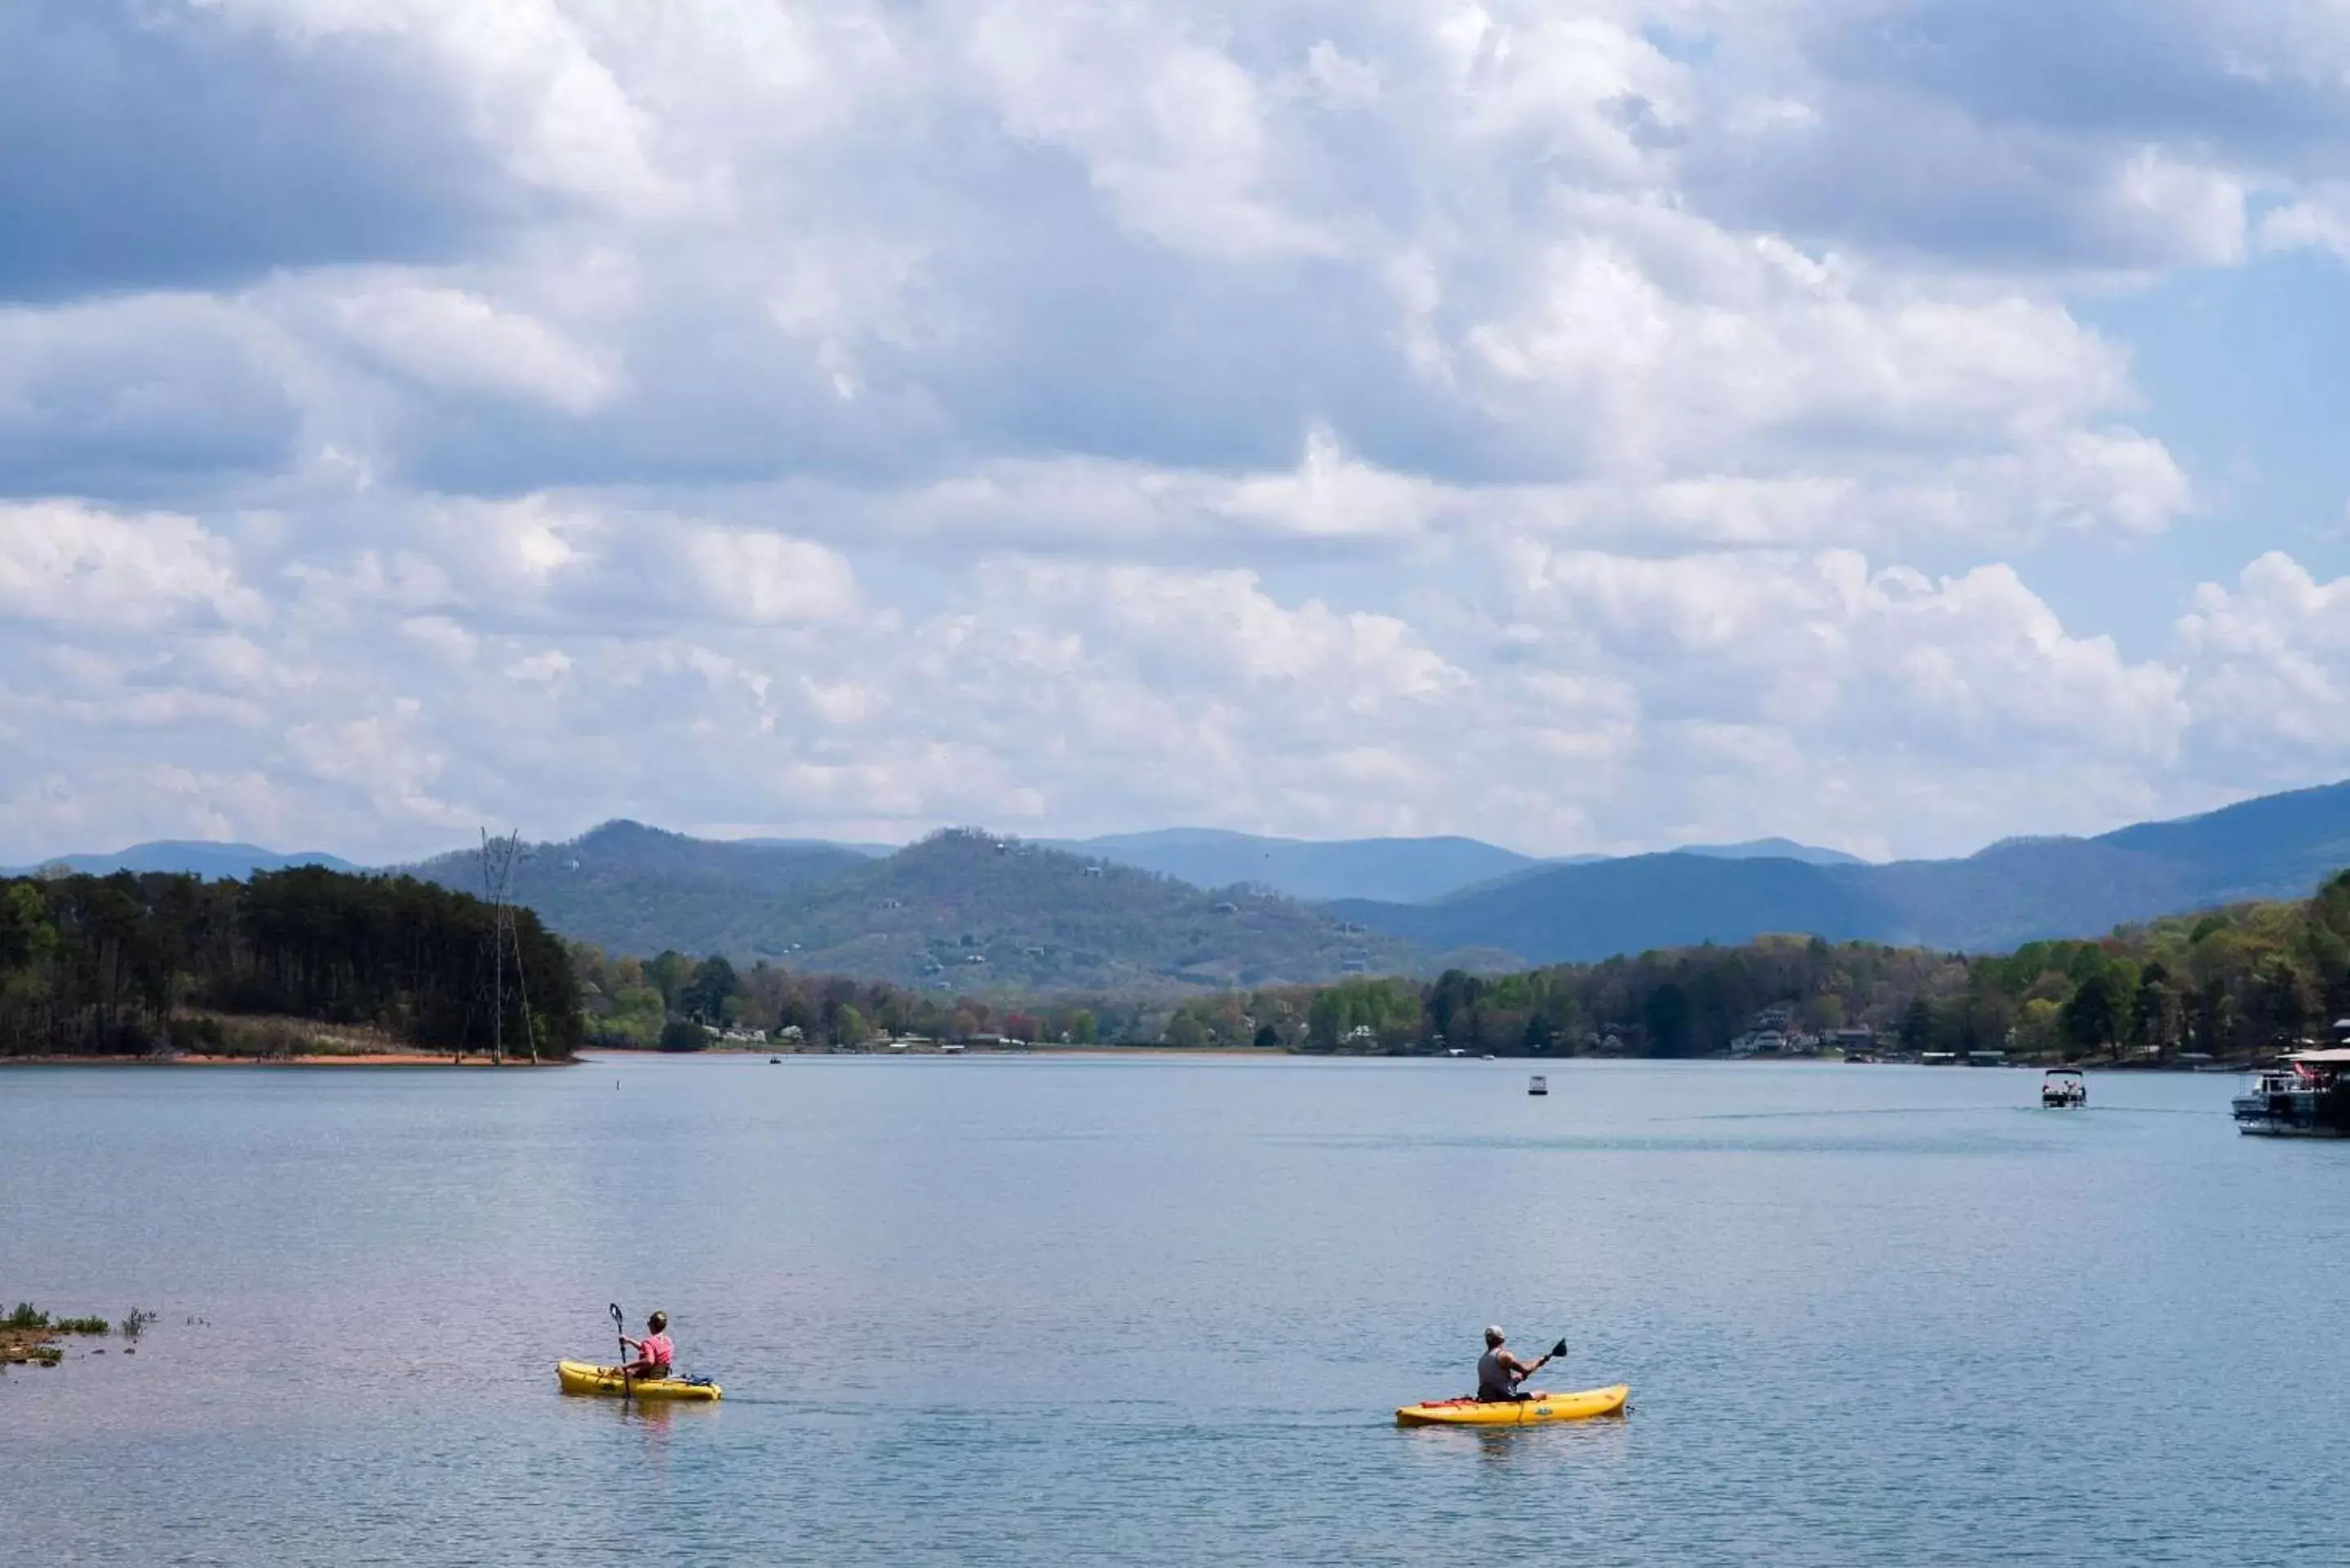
[1731,1003,1805,1057]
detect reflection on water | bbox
[7,1055,2348,1566]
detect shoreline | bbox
[0,1052,576,1068]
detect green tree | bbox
[648,950,694,1012]
[2011,996,2063,1056]
[2250,952,2315,1046]
[833,1003,869,1045]
[2061,972,2121,1054]
[1643,981,1693,1056]
[1899,997,1935,1054]
[658,1017,708,1053]
[2129,963,2176,1057]
[681,955,739,1023]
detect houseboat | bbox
[2232,1049,2350,1137]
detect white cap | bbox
[1484,1325,1505,1345]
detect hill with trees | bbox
[402,820,873,959]
[1287,865,2350,1060]
[581,866,2350,1064]
[0,866,579,1058]
[1333,779,2350,962]
[499,826,1439,991]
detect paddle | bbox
[1520,1338,1568,1392]
[610,1302,632,1399]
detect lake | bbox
[5,1055,2346,1565]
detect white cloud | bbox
[330,283,619,413]
[2178,552,2350,768]
[2258,184,2350,260]
[683,528,861,625]
[968,2,1335,259]
[6,2,2350,866]
[0,500,264,629]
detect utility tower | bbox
[480,829,539,1065]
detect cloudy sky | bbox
[6,0,2350,864]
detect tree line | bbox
[0,867,581,1058]
[571,946,1103,1050]
[588,868,2350,1062]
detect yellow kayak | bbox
[556,1359,722,1401]
[1395,1384,1628,1426]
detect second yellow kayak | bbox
[556,1359,722,1400]
[1395,1384,1628,1426]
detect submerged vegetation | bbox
[0,867,581,1059]
[2,1303,115,1367]
[586,870,2350,1062]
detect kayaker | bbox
[618,1310,673,1379]
[1475,1326,1561,1402]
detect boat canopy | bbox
[2043,1067,2083,1076]
[2286,1048,2350,1065]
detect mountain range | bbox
[406,822,1437,990]
[11,778,2350,981]
[1325,780,2350,962]
[2,826,1860,901]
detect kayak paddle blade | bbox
[1550,1339,1568,1358]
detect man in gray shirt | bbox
[1476,1326,1564,1401]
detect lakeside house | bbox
[1730,1003,1825,1057]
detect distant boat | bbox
[1528,1074,1548,1096]
[2040,1068,2086,1108]
[2233,1050,2350,1137]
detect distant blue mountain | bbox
[2,841,357,881]
[1051,827,1546,904]
[20,780,2346,974]
[1330,779,2350,963]
[1053,827,1860,901]
[1676,837,1866,866]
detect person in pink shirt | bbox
[618,1310,674,1378]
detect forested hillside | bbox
[1162,868,2350,1060]
[425,824,1440,990]
[0,867,579,1058]
[620,868,2350,1064]
[722,828,1430,989]
[404,820,871,957]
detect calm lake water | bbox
[6,1055,2346,1566]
